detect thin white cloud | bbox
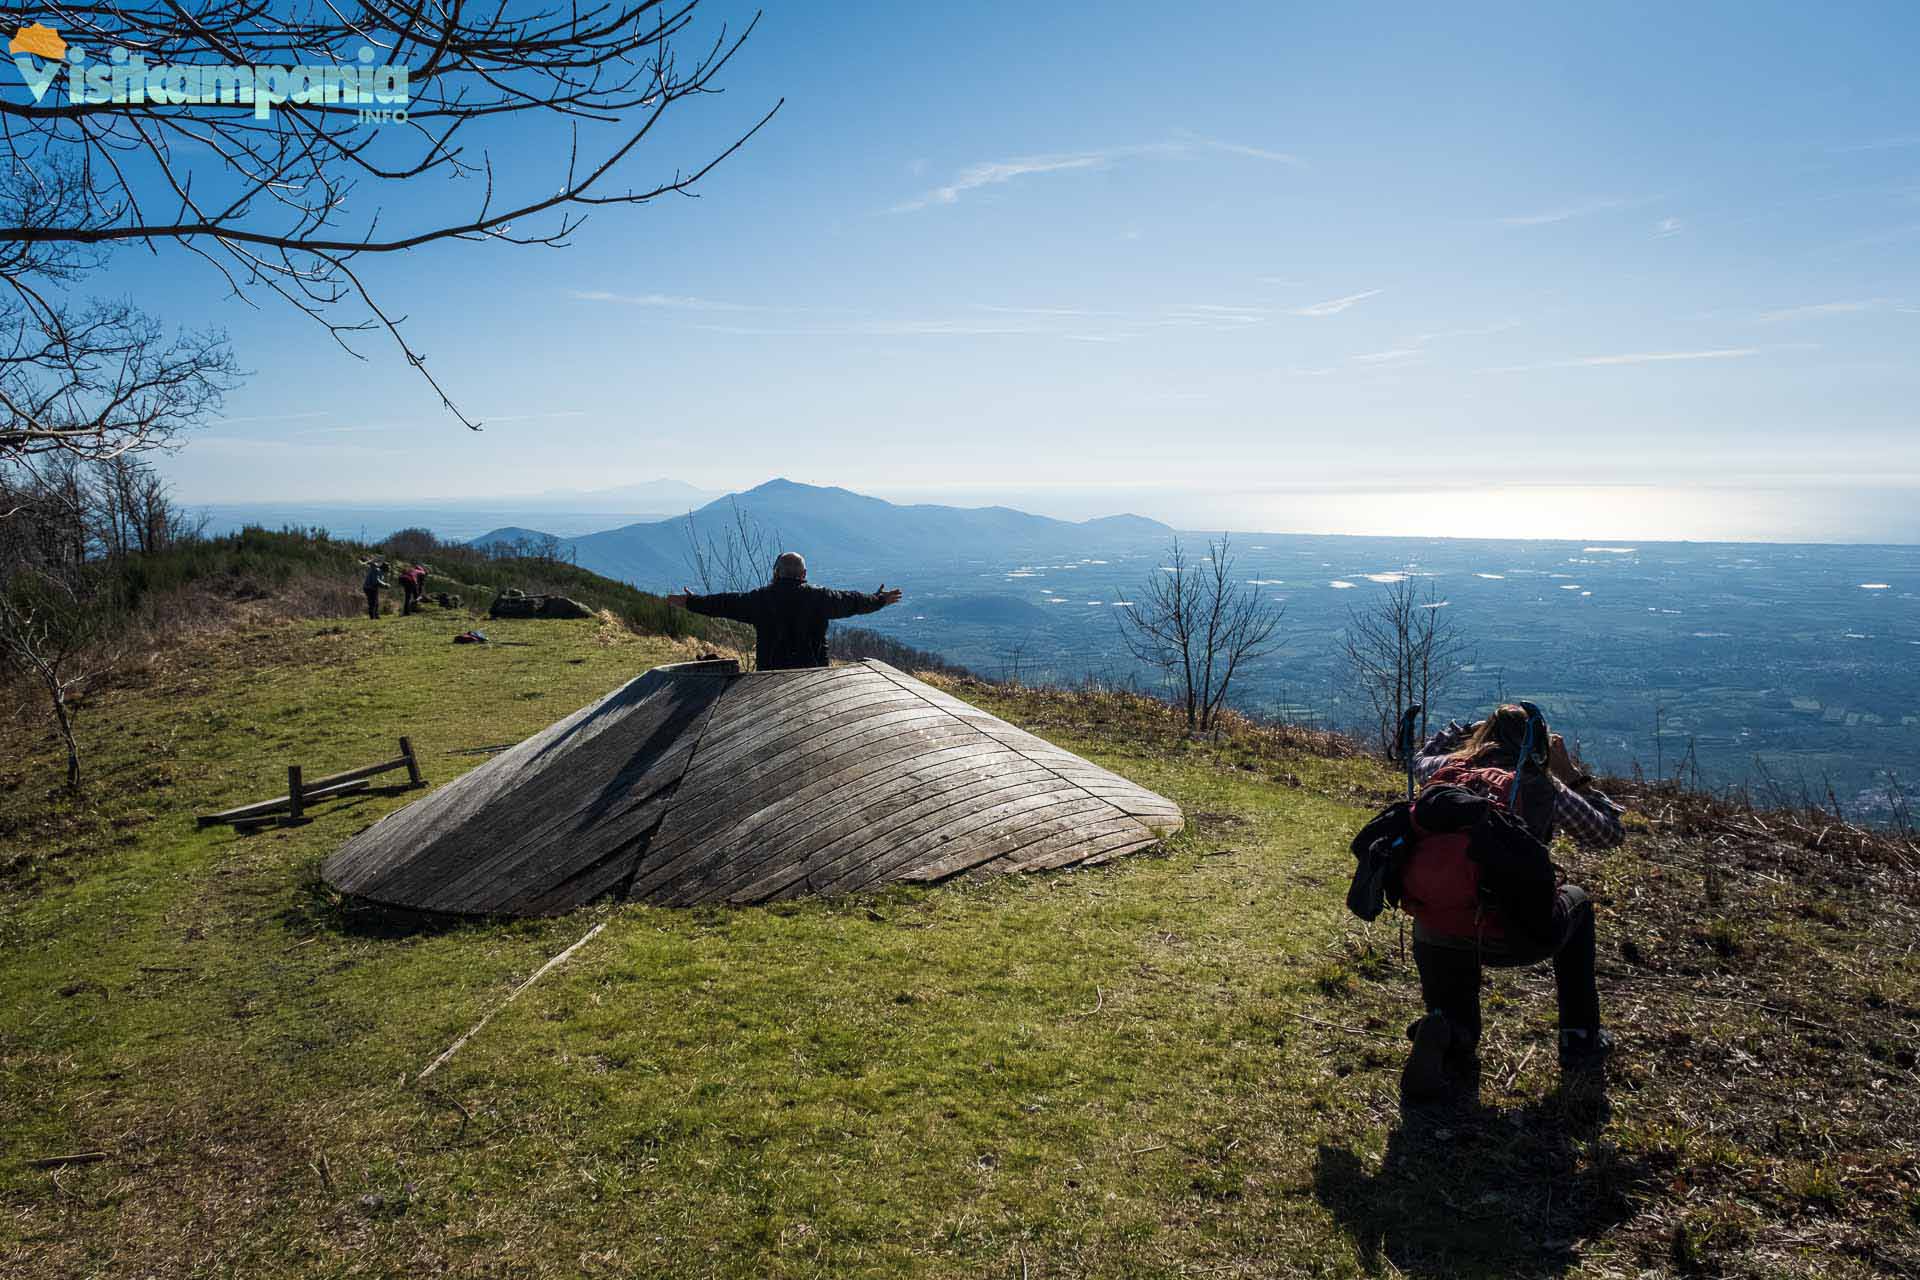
[693,298,1270,342]
[1759,298,1903,321]
[1202,140,1300,163]
[972,303,1115,318]
[1406,319,1521,345]
[1831,136,1920,153]
[570,290,757,311]
[1351,348,1421,365]
[1654,217,1684,238]
[893,137,1297,212]
[696,319,1039,338]
[1488,348,1760,373]
[291,424,390,437]
[1498,198,1636,227]
[610,289,1285,343]
[1292,289,1382,317]
[892,153,1109,212]
[1156,303,1269,328]
[211,410,329,426]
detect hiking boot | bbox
[1406,1017,1480,1073]
[1401,1012,1454,1101]
[1558,1027,1615,1071]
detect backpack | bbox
[1345,787,1483,922]
[1347,768,1559,947]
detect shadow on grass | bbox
[278,874,479,941]
[1314,1079,1647,1278]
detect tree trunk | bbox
[51,690,81,793]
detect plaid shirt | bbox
[1411,722,1626,849]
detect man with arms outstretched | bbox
[667,552,903,670]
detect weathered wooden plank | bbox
[639,727,989,879]
[646,751,1057,905]
[710,760,1066,904]
[672,675,925,767]
[995,817,1159,873]
[667,701,952,808]
[823,790,1118,895]
[662,709,971,833]
[413,696,715,914]
[323,658,1183,916]
[883,794,1122,888]
[863,663,1181,822]
[323,664,727,914]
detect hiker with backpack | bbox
[1348,703,1626,1102]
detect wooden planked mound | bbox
[322,659,1184,915]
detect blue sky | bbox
[138,1,1919,540]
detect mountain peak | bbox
[743,477,857,498]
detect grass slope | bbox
[2,612,1915,1278]
[100,526,744,648]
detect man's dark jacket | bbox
[684,579,890,670]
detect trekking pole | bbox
[1511,700,1550,808]
[1397,704,1423,802]
[1396,704,1423,964]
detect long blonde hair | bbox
[1450,703,1537,768]
[1448,703,1556,838]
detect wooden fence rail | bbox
[197,738,426,829]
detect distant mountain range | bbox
[472,478,1172,591]
[189,477,727,544]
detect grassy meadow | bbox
[2,605,1915,1278]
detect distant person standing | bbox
[398,563,430,615]
[362,559,390,620]
[667,552,902,670]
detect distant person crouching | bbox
[398,563,430,615]
[666,552,902,670]
[1394,705,1626,1099]
[362,559,391,620]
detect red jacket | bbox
[1398,762,1520,940]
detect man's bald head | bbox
[772,551,807,582]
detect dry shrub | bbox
[1608,776,1919,876]
[926,674,1363,762]
[592,608,636,646]
[0,571,363,730]
[657,632,750,668]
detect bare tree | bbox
[2,453,197,566]
[0,2,779,428]
[681,497,780,595]
[993,631,1038,687]
[0,567,118,792]
[1116,534,1284,735]
[1342,577,1472,753]
[674,496,780,671]
[0,290,240,465]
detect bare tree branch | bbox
[0,1,778,426]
